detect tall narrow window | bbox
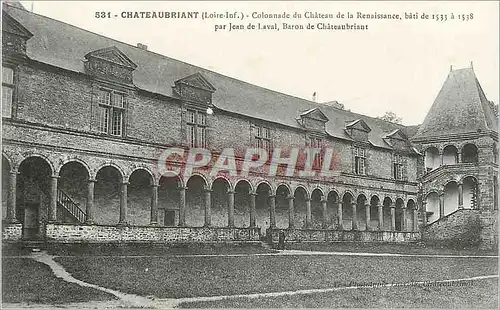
[96,89,125,136]
[354,147,366,175]
[187,109,207,147]
[393,154,407,180]
[307,136,324,170]
[2,67,14,118]
[254,124,271,152]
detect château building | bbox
[1,3,497,249]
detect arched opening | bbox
[357,194,368,231]
[424,147,440,172]
[212,178,231,227]
[255,182,272,231]
[382,197,392,230]
[326,190,339,229]
[158,175,181,226]
[128,169,153,226]
[342,192,354,231]
[463,176,479,209]
[395,198,404,231]
[294,187,309,229]
[2,155,12,221]
[234,180,251,227]
[370,195,380,230]
[462,144,478,163]
[310,189,323,229]
[425,192,440,223]
[444,181,459,216]
[275,184,291,229]
[95,166,123,225]
[442,145,458,165]
[406,199,416,231]
[186,175,207,227]
[17,156,53,239]
[59,161,89,224]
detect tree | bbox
[378,111,402,124]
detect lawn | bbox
[180,278,499,308]
[55,254,498,299]
[1,258,116,304]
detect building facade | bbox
[1,4,497,249]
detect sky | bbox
[16,1,500,126]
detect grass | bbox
[1,258,117,304]
[55,254,498,299]
[286,241,498,256]
[179,278,499,308]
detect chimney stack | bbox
[137,43,148,50]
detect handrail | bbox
[56,188,86,223]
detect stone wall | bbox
[267,228,420,243]
[45,223,261,243]
[2,223,23,241]
[422,209,481,246]
[479,210,498,251]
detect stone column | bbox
[150,184,159,225]
[249,192,256,227]
[5,171,18,223]
[86,178,96,224]
[321,198,328,228]
[422,201,428,225]
[287,195,295,229]
[204,188,212,227]
[458,182,464,209]
[305,198,311,228]
[439,193,445,218]
[351,202,358,230]
[377,204,383,230]
[365,203,371,231]
[413,208,418,231]
[390,202,396,231]
[337,202,343,230]
[269,194,276,229]
[440,151,444,166]
[402,206,407,231]
[49,175,59,222]
[118,181,128,225]
[228,190,235,227]
[178,186,186,226]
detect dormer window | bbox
[84,46,137,85]
[298,107,328,132]
[174,73,216,105]
[345,119,371,142]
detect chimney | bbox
[312,92,317,102]
[137,43,148,50]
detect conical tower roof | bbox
[413,67,497,139]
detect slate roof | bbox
[6,5,414,150]
[413,68,498,139]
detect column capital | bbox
[88,178,97,183]
[9,170,20,175]
[204,188,213,193]
[286,195,294,200]
[122,181,130,185]
[51,174,60,179]
[268,195,276,199]
[249,191,258,196]
[320,199,328,203]
[227,190,235,194]
[150,184,159,188]
[177,186,188,191]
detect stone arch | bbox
[255,181,273,231]
[234,179,252,228]
[189,172,210,190]
[2,152,14,172]
[56,157,92,179]
[20,153,55,176]
[342,191,355,230]
[211,177,232,227]
[158,174,183,226]
[293,184,310,199]
[127,168,155,226]
[442,145,459,165]
[254,179,274,195]
[234,178,254,193]
[424,146,440,171]
[94,163,125,182]
[425,192,440,223]
[58,160,91,224]
[327,188,340,200]
[94,165,125,225]
[462,176,479,209]
[309,188,324,229]
[444,181,459,216]
[461,143,479,163]
[342,190,355,201]
[275,183,292,229]
[127,166,156,185]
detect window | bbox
[354,147,366,175]
[393,154,407,180]
[254,124,271,152]
[307,136,324,170]
[96,89,125,136]
[2,67,14,118]
[187,109,207,148]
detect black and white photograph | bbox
[1,0,498,309]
